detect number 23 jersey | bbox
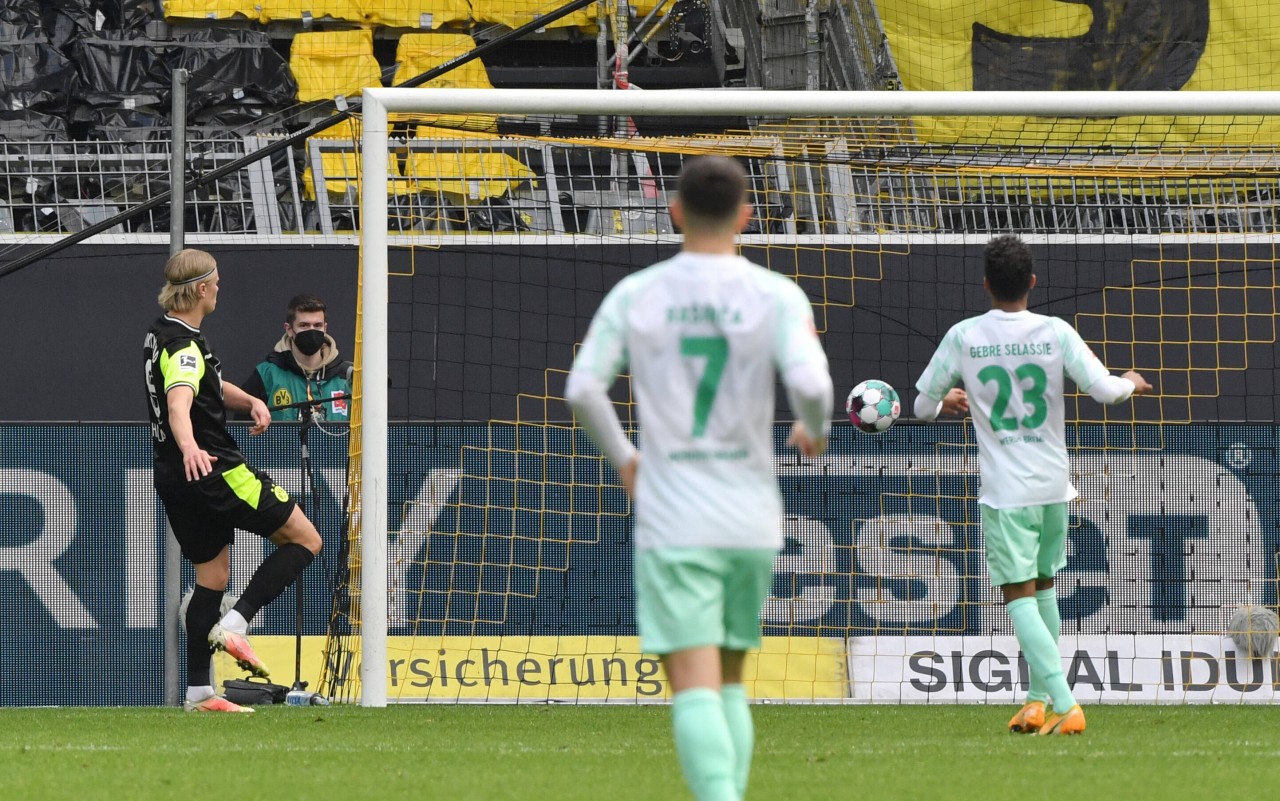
[916,309,1111,509]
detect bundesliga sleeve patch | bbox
[178,353,199,373]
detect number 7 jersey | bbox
[571,252,828,550]
[915,309,1112,509]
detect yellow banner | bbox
[222,635,848,702]
[878,0,1280,144]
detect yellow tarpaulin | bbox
[360,0,471,27]
[289,29,382,102]
[406,143,535,200]
[393,33,498,133]
[162,0,261,20]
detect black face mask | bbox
[293,329,326,356]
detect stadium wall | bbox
[3,240,1278,705]
[1,240,1275,422]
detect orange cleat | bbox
[209,625,270,679]
[1038,704,1086,735]
[1008,700,1046,733]
[184,695,254,713]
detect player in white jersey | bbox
[566,156,833,801]
[914,234,1151,736]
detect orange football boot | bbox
[209,625,270,679]
[1008,700,1046,733]
[1039,704,1086,735]
[184,695,254,713]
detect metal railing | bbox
[3,132,1280,237]
[0,136,255,235]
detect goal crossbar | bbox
[364,88,1280,118]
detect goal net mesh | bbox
[319,101,1280,704]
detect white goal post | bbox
[357,88,1280,707]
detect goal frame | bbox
[357,87,1280,707]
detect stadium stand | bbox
[289,28,383,102]
[302,118,360,194]
[393,32,488,88]
[406,130,535,200]
[393,33,497,130]
[470,0,595,32]
[0,0,745,234]
[74,32,176,136]
[393,34,538,230]
[258,0,365,24]
[161,0,261,21]
[0,23,78,119]
[175,28,299,127]
[360,0,471,30]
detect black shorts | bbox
[158,463,297,564]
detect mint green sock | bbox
[1008,596,1076,713]
[1026,588,1062,704]
[671,688,739,801]
[720,684,753,798]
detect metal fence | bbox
[3,132,1280,236]
[0,136,258,234]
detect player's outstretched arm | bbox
[167,386,218,481]
[617,454,639,498]
[565,283,635,477]
[914,326,964,423]
[564,371,636,468]
[782,359,833,459]
[787,421,825,458]
[913,393,942,422]
[940,388,969,415]
[1080,371,1152,405]
[1121,370,1153,395]
[1058,320,1153,405]
[774,280,833,456]
[224,381,270,435]
[916,387,968,422]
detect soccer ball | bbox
[846,379,901,433]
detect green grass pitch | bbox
[1,705,1275,800]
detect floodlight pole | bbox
[164,68,189,708]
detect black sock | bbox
[232,543,315,623]
[186,584,224,687]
